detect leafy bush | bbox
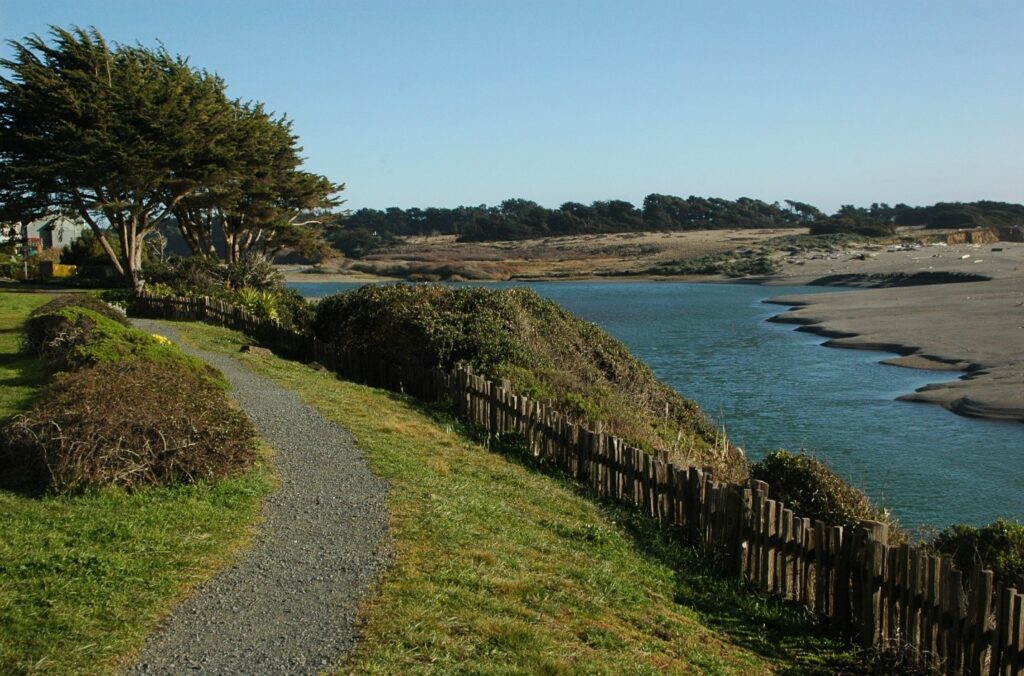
[930,520,1024,586]
[0,249,39,279]
[224,256,283,290]
[24,305,220,384]
[750,451,895,532]
[275,286,314,332]
[144,256,226,297]
[60,229,120,266]
[2,359,256,492]
[236,287,280,322]
[313,284,744,479]
[142,255,309,328]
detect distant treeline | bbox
[328,196,1024,257]
[810,200,1024,238]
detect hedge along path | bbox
[127,319,391,675]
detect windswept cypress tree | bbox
[173,102,342,264]
[0,27,235,289]
[0,26,342,288]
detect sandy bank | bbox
[767,265,1024,422]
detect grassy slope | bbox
[0,291,275,674]
[173,320,862,674]
[313,285,745,481]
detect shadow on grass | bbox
[0,460,48,497]
[395,394,875,674]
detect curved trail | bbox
[128,319,391,674]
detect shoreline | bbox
[763,280,1024,424]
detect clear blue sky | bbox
[1,0,1021,213]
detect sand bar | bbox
[767,241,1024,423]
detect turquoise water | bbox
[289,280,1023,530]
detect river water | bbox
[289,280,1023,530]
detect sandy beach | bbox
[766,240,1024,423]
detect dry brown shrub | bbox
[3,360,257,492]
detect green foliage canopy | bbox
[173,101,343,264]
[0,26,343,287]
[0,26,235,289]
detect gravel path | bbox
[127,319,391,674]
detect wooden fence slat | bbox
[967,569,993,676]
[770,502,783,595]
[631,446,642,512]
[787,514,800,601]
[646,454,658,520]
[859,521,888,648]
[834,525,849,630]
[928,556,943,669]
[801,517,814,609]
[948,567,965,676]
[657,459,670,523]
[727,487,744,577]
[815,520,828,616]
[885,545,901,645]
[1011,592,1022,676]
[780,508,793,600]
[991,584,1015,676]
[672,466,686,527]
[762,500,777,593]
[613,439,624,502]
[741,489,754,580]
[750,481,767,586]
[700,476,714,546]
[688,469,704,544]
[898,544,912,646]
[937,558,951,672]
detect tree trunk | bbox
[120,213,146,291]
[74,206,125,277]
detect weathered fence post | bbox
[991,584,1017,676]
[750,480,768,587]
[858,520,889,648]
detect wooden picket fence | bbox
[134,292,1024,675]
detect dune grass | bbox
[0,291,275,674]
[172,319,863,674]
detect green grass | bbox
[0,292,52,420]
[0,291,276,674]
[172,320,864,674]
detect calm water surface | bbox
[290,280,1023,530]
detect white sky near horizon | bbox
[1,0,1022,214]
